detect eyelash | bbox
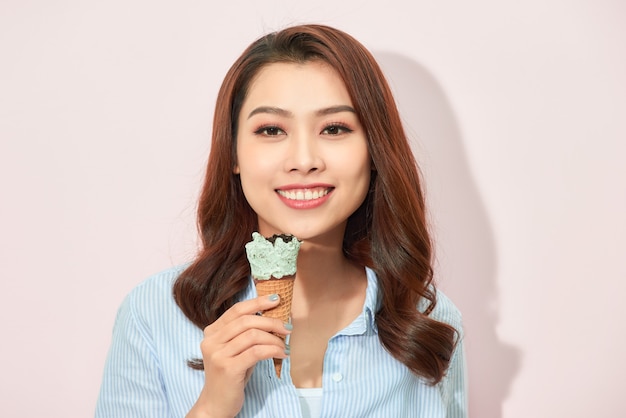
[253,123,354,137]
[322,123,353,135]
[253,124,286,136]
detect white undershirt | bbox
[296,387,323,418]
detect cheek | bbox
[332,145,371,176]
[332,150,371,199]
[238,157,276,180]
[351,151,372,200]
[236,136,281,175]
[238,171,263,213]
[236,153,278,202]
[236,141,259,177]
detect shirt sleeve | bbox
[95,291,170,418]
[441,332,468,418]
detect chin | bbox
[290,226,347,246]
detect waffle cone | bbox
[254,275,295,378]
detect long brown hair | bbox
[173,24,457,384]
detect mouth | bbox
[276,187,333,201]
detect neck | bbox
[292,236,365,314]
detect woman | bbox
[96,24,467,418]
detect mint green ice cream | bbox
[245,232,301,280]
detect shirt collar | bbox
[339,266,380,336]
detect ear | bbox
[233,164,240,174]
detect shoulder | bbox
[119,264,189,324]
[419,288,463,337]
[131,264,187,293]
[127,264,186,301]
[365,268,463,335]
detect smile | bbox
[276,187,333,201]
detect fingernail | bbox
[268,294,279,301]
[284,323,293,331]
[284,344,291,355]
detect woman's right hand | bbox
[186,294,291,418]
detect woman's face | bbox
[235,61,371,245]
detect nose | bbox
[284,132,325,174]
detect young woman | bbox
[96,24,467,418]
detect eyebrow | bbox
[247,105,356,119]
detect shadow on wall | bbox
[375,52,522,418]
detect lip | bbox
[275,183,334,209]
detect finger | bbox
[207,344,287,381]
[235,343,289,368]
[203,333,288,377]
[210,294,281,329]
[221,328,289,358]
[209,314,292,345]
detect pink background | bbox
[1,1,624,417]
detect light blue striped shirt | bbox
[96,265,467,417]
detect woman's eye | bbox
[322,124,353,135]
[254,126,285,136]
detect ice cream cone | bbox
[245,232,301,379]
[255,276,295,378]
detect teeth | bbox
[278,188,330,201]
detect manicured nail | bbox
[284,323,293,331]
[268,294,279,301]
[284,344,291,355]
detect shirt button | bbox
[332,373,343,382]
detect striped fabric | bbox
[95,265,467,418]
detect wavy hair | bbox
[173,24,457,383]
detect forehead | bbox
[242,61,353,110]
